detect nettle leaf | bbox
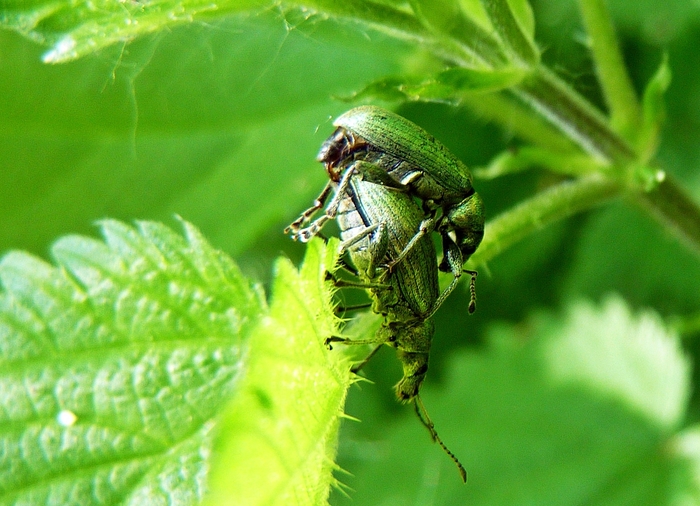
[0,221,347,505]
[540,296,689,430]
[0,219,263,505]
[205,238,351,506]
[332,296,698,505]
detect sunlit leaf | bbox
[206,238,351,506]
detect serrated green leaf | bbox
[332,296,695,505]
[0,219,264,505]
[205,238,352,506]
[542,296,689,430]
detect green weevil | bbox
[287,155,476,318]
[325,164,467,482]
[318,105,485,284]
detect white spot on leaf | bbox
[57,409,78,427]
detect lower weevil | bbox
[321,167,468,482]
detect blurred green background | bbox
[2,0,700,503]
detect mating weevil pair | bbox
[285,106,485,482]
[291,106,485,297]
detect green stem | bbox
[467,176,621,268]
[634,175,700,257]
[513,66,636,163]
[302,0,503,68]
[460,92,578,154]
[577,0,642,137]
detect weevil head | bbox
[394,351,430,402]
[317,127,368,181]
[443,192,485,264]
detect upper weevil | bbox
[317,106,485,282]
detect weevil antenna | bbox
[414,395,467,483]
[464,270,478,314]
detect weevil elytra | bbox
[318,106,485,286]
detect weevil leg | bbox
[419,240,464,320]
[334,302,373,316]
[337,222,381,253]
[285,181,333,234]
[332,278,391,290]
[326,270,391,290]
[421,226,478,319]
[293,165,357,241]
[350,344,383,373]
[325,336,384,348]
[384,215,437,273]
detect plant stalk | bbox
[634,175,700,257]
[513,66,636,163]
[468,175,621,268]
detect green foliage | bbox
[0,222,348,505]
[347,67,529,104]
[1,0,700,505]
[0,219,264,504]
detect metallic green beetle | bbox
[334,164,438,397]
[325,163,466,481]
[318,105,485,282]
